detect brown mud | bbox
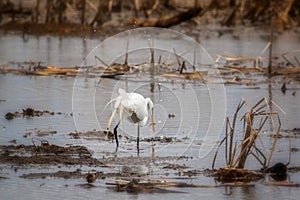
[5,107,67,120]
[68,130,114,140]
[1,142,300,174]
[1,141,300,193]
[0,141,190,168]
[0,143,101,166]
[68,130,179,144]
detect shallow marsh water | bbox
[1,27,300,199]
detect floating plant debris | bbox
[212,168,264,183]
[68,130,115,140]
[4,107,66,120]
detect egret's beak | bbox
[151,108,155,132]
[151,107,155,159]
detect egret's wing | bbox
[120,93,147,120]
[118,89,134,114]
[121,93,142,110]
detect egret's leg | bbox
[113,121,120,151]
[137,123,140,156]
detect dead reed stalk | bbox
[212,97,281,170]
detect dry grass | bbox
[212,98,284,182]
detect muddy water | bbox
[1,28,300,199]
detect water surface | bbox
[1,28,300,199]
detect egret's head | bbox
[146,98,153,112]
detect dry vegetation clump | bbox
[212,98,284,182]
[213,168,263,183]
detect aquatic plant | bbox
[212,97,282,170]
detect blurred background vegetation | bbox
[0,0,299,34]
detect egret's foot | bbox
[113,146,118,157]
[137,146,140,157]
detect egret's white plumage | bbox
[107,88,154,155]
[108,88,153,128]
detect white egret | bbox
[107,88,155,155]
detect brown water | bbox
[1,27,300,199]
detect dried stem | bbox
[212,97,282,170]
[267,115,281,168]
